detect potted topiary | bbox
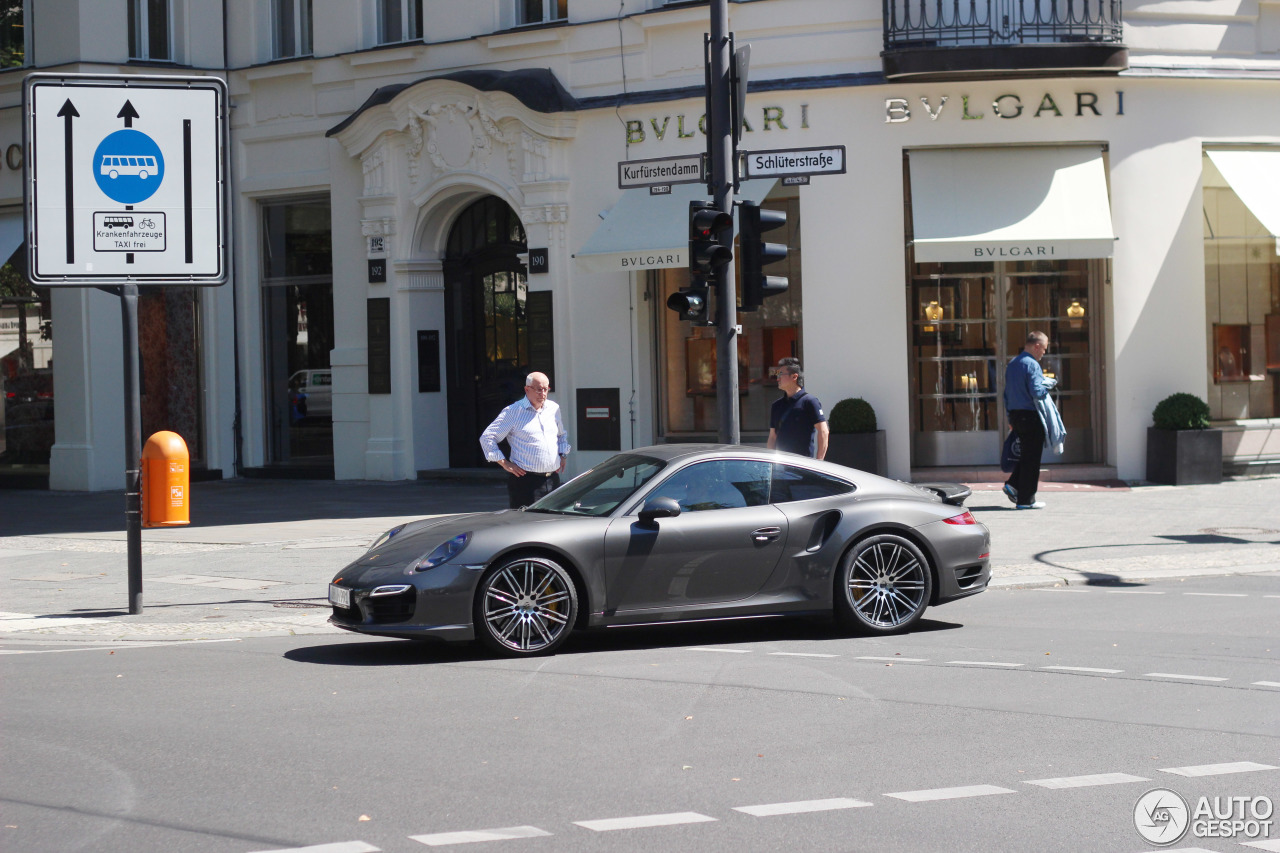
[824,398,887,476]
[1146,392,1222,485]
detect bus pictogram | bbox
[100,155,159,180]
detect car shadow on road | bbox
[283,614,965,667]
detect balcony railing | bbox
[882,0,1126,79]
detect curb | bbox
[989,563,1280,589]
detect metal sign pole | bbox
[710,0,739,445]
[120,283,143,614]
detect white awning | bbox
[1207,150,1280,250]
[909,146,1116,263]
[574,179,777,274]
[0,211,24,265]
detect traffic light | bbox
[739,202,788,311]
[666,278,710,325]
[688,200,733,279]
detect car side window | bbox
[647,460,772,513]
[771,464,855,504]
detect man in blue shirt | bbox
[1003,332,1055,509]
[767,358,829,459]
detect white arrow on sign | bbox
[741,145,847,180]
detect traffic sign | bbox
[24,73,228,285]
[618,154,705,190]
[741,145,846,180]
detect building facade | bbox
[1,0,1278,490]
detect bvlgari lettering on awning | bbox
[620,253,683,268]
[974,245,1057,257]
[886,92,1124,123]
[626,105,810,145]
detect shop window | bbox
[129,0,172,61]
[0,245,54,483]
[273,0,313,58]
[1202,153,1280,420]
[0,2,27,68]
[378,0,423,43]
[657,194,801,440]
[517,0,567,25]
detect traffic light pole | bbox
[709,0,738,445]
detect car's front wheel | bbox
[835,533,933,634]
[474,556,578,656]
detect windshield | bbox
[528,454,666,516]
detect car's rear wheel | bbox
[835,533,933,634]
[474,556,578,656]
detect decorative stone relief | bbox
[361,218,396,238]
[405,115,426,183]
[521,204,569,248]
[419,100,509,174]
[519,132,550,183]
[361,148,386,196]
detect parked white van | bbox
[288,369,332,418]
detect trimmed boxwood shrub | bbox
[828,398,877,434]
[1152,392,1211,431]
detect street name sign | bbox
[618,154,705,190]
[24,73,228,285]
[741,145,846,180]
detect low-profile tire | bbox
[835,533,933,635]
[474,555,578,656]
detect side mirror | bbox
[638,496,682,525]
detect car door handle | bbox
[752,527,782,544]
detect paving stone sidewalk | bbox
[1,474,1276,642]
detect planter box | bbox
[1146,427,1223,485]
[826,430,887,477]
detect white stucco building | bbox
[1,0,1278,490]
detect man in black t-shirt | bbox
[767,358,829,459]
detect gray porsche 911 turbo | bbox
[328,444,990,656]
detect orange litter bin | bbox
[141,431,190,527]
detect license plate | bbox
[328,584,352,609]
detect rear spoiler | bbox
[914,482,972,507]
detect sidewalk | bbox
[1,474,1277,642]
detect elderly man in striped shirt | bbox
[480,371,571,509]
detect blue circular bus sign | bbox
[92,129,165,204]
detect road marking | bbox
[574,812,716,832]
[1105,590,1164,594]
[0,611,110,630]
[1265,595,1280,599]
[1183,592,1248,597]
[0,638,242,655]
[248,842,380,853]
[1041,666,1124,674]
[1144,673,1228,682]
[768,652,839,658]
[947,661,1023,667]
[885,784,1016,802]
[1242,839,1280,851]
[733,798,872,817]
[1031,588,1092,593]
[1254,681,1280,688]
[1160,762,1277,777]
[686,647,751,654]
[410,826,552,846]
[857,656,928,662]
[1024,772,1149,789]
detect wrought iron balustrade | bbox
[884,0,1123,48]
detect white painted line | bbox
[1242,839,1280,851]
[1183,592,1248,597]
[1253,681,1280,688]
[1031,588,1091,592]
[1024,772,1149,789]
[768,652,839,658]
[248,842,381,853]
[885,785,1016,802]
[1144,673,1228,682]
[857,656,928,662]
[947,661,1024,668]
[0,638,242,655]
[1041,666,1124,674]
[733,798,872,817]
[1265,595,1280,599]
[574,812,716,832]
[1160,761,1277,777]
[410,826,552,846]
[1105,590,1164,594]
[686,647,751,654]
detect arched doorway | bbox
[444,196,530,468]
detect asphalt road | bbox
[2,573,1277,853]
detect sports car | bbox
[327,444,990,656]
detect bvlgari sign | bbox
[885,91,1125,123]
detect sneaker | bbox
[1002,483,1018,505]
[1016,501,1047,510]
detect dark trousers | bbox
[506,470,561,509]
[1006,409,1045,505]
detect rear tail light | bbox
[943,510,978,525]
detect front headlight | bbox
[415,532,471,571]
[367,524,406,553]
